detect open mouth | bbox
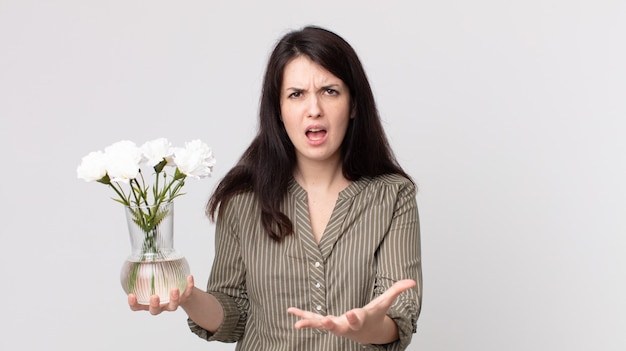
[306,128,327,141]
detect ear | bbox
[350,103,357,119]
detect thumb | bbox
[345,310,364,330]
[371,279,416,307]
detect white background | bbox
[1,0,624,350]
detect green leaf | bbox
[150,207,170,229]
[112,198,128,205]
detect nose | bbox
[307,95,323,118]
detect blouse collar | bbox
[287,176,370,201]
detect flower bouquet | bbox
[77,138,215,304]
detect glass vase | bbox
[120,202,190,305]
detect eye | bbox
[287,91,303,99]
[324,88,339,96]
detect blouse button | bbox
[314,261,321,267]
[316,305,322,311]
[315,282,321,288]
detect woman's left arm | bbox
[288,180,422,348]
[372,180,422,348]
[287,279,417,345]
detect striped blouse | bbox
[189,173,422,350]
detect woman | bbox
[129,26,422,351]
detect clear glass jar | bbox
[120,202,190,304]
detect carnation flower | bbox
[172,139,216,179]
[104,140,144,183]
[76,150,107,182]
[141,138,174,168]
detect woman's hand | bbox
[287,279,416,345]
[128,275,195,315]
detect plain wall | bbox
[1,0,624,350]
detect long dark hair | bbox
[207,26,412,242]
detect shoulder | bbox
[218,191,259,223]
[370,173,414,186]
[350,173,416,204]
[366,173,416,195]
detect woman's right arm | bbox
[128,195,248,340]
[128,275,225,333]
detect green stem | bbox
[108,183,130,206]
[159,176,179,202]
[130,178,150,230]
[138,170,150,205]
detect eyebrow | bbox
[284,83,343,91]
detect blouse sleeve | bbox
[374,180,422,351]
[188,196,249,343]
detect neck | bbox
[293,158,349,192]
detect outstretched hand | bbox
[287,279,416,345]
[128,275,195,315]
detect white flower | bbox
[76,150,107,182]
[104,140,144,183]
[172,139,216,179]
[77,138,216,208]
[141,138,174,167]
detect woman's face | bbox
[280,56,352,167]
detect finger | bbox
[287,307,320,320]
[166,288,180,311]
[288,308,326,329]
[294,319,322,329]
[287,307,303,317]
[183,275,195,296]
[320,316,340,331]
[179,275,195,300]
[148,295,162,315]
[293,316,325,330]
[128,294,147,311]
